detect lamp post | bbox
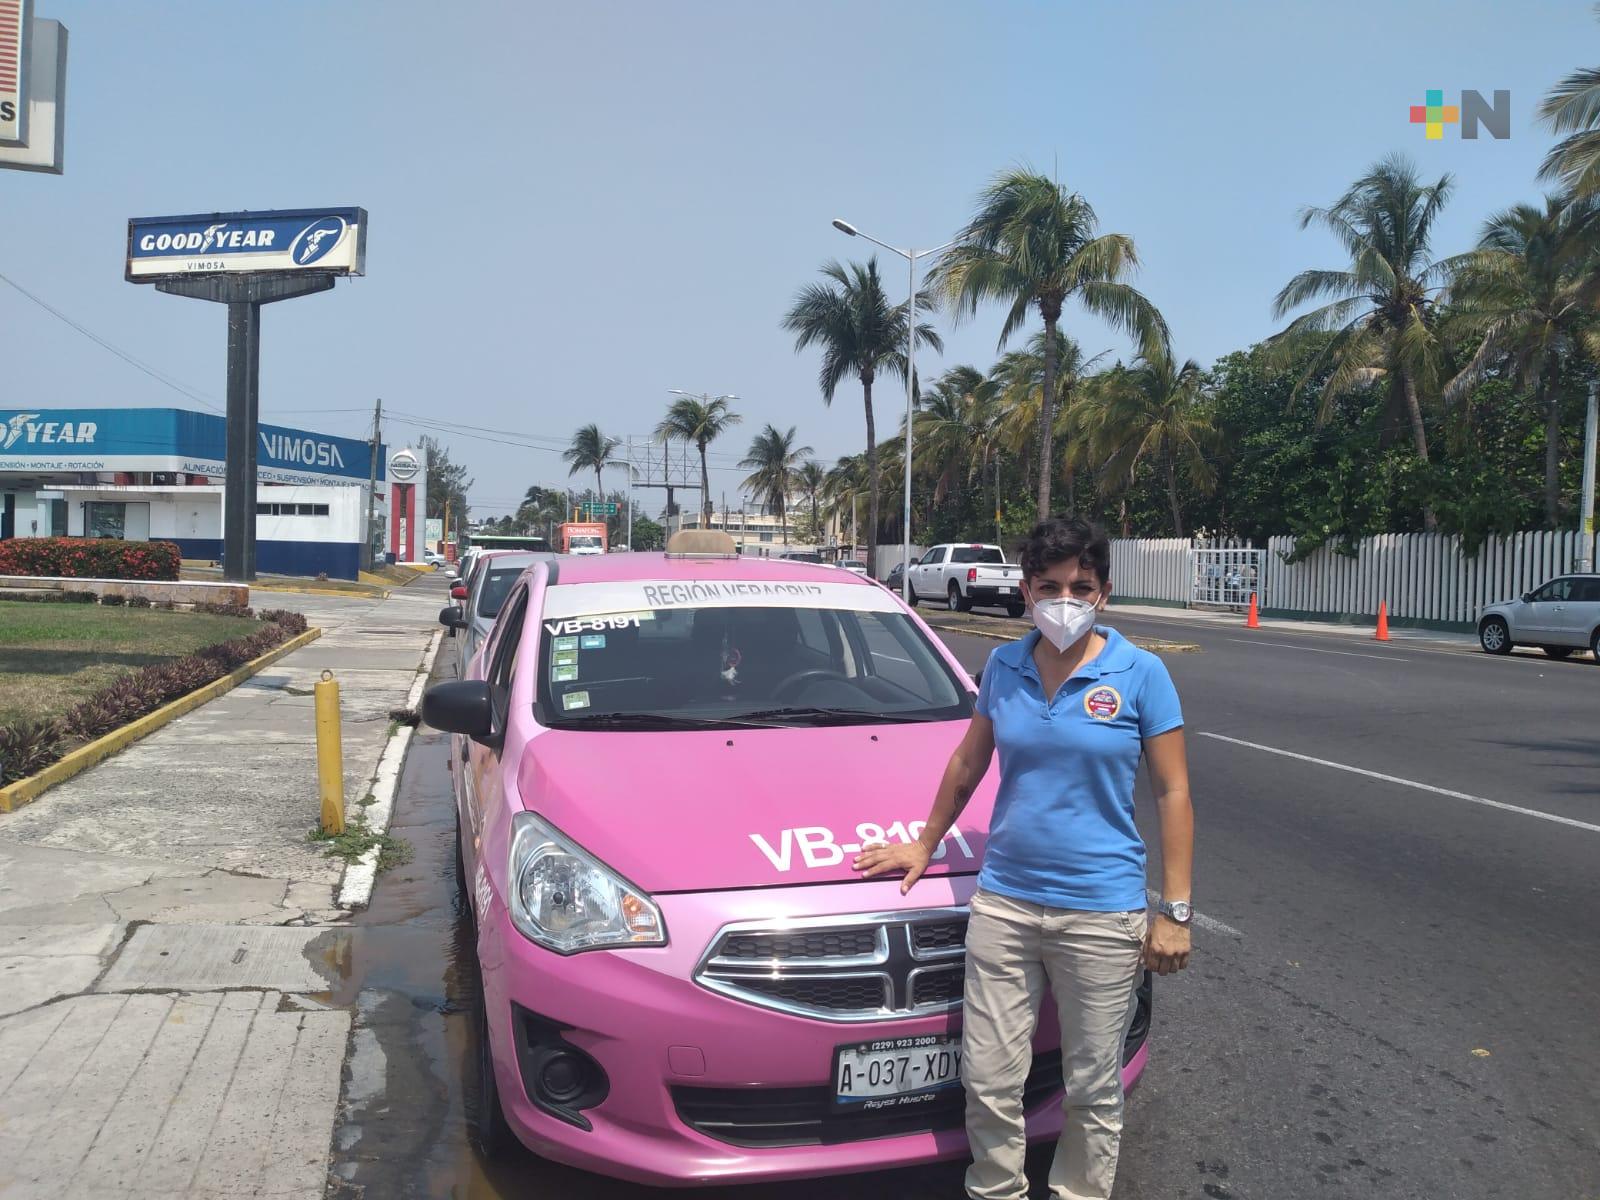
[831,218,955,600]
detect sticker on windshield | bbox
[552,664,580,683]
[580,634,606,649]
[544,612,651,638]
[562,690,591,711]
[553,636,579,653]
[553,649,578,667]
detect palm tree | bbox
[1270,155,1458,530]
[1079,351,1217,536]
[1446,194,1599,525]
[783,258,942,578]
[987,330,1108,511]
[739,425,814,545]
[1538,28,1600,197]
[656,396,740,527]
[796,460,827,543]
[563,424,619,510]
[913,366,995,504]
[932,168,1167,520]
[821,454,869,550]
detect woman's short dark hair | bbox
[1019,516,1111,585]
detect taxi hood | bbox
[515,722,994,894]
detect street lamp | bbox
[832,218,957,601]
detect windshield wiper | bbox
[735,706,942,726]
[550,711,786,730]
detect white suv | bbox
[1477,574,1600,660]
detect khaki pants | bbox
[961,888,1147,1200]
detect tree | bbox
[1269,155,1459,530]
[933,168,1167,521]
[739,425,813,545]
[1538,27,1600,197]
[563,424,619,503]
[822,454,870,550]
[988,330,1109,511]
[796,460,826,543]
[1078,351,1216,536]
[784,258,942,577]
[656,396,740,527]
[630,514,665,551]
[417,436,471,542]
[1446,194,1599,525]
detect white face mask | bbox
[1031,596,1100,652]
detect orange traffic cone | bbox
[1246,592,1260,629]
[1375,601,1390,641]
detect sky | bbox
[3,0,1592,518]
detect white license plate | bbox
[833,1035,962,1108]
[997,585,1012,593]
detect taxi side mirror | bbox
[421,680,493,740]
[439,606,467,635]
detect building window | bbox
[85,502,126,540]
[255,502,331,517]
[50,499,67,537]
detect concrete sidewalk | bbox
[0,585,442,1199]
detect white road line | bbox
[1197,731,1600,835]
[1225,638,1395,662]
[1144,890,1243,938]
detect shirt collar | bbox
[994,625,1138,684]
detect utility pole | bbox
[1578,381,1597,571]
[364,397,382,571]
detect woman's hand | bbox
[852,841,933,895]
[1144,914,1191,975]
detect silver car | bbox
[441,551,554,677]
[1477,573,1600,660]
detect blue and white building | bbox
[0,407,390,579]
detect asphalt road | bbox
[328,602,1599,1200]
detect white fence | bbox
[1113,530,1600,628]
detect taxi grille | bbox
[694,910,968,1022]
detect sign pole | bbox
[1578,381,1597,572]
[223,299,257,582]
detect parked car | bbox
[440,551,556,678]
[907,544,1025,616]
[779,550,824,564]
[1477,573,1600,660]
[424,551,447,568]
[421,533,1152,1186]
[881,560,906,594]
[836,558,869,576]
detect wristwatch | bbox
[1157,898,1192,925]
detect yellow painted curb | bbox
[252,581,391,600]
[0,627,323,813]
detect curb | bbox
[336,627,445,910]
[251,581,392,600]
[0,627,323,813]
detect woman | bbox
[854,516,1194,1200]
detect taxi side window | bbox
[487,587,527,728]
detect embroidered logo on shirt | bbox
[1083,685,1123,721]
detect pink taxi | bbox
[421,536,1152,1186]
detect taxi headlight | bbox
[508,813,665,953]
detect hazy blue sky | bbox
[4,0,1591,516]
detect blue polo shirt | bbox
[974,626,1183,912]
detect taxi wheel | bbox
[1478,617,1512,655]
[468,988,516,1160]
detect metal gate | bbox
[1191,547,1263,610]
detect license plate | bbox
[997,586,1012,593]
[832,1035,962,1109]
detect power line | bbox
[0,269,225,414]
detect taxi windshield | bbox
[536,597,971,729]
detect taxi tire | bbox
[468,986,516,1161]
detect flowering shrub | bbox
[0,538,181,581]
[0,610,310,785]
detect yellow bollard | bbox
[315,669,345,835]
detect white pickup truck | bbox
[907,543,1025,615]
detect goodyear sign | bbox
[126,208,367,281]
[0,408,383,485]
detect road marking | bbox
[1144,890,1243,938]
[1197,732,1600,834]
[1225,638,1395,662]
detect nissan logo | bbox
[390,450,420,482]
